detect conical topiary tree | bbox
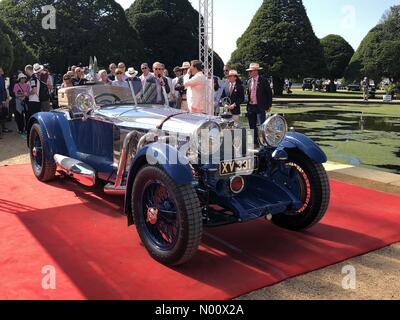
[229,0,326,95]
[0,0,143,73]
[0,18,37,74]
[346,5,400,83]
[126,0,224,76]
[320,34,354,92]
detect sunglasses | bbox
[115,72,123,75]
[154,68,163,71]
[141,67,148,70]
[224,70,229,72]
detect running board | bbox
[54,154,96,187]
[104,183,126,196]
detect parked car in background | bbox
[302,78,314,91]
[347,81,361,91]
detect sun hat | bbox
[125,67,139,78]
[246,63,263,72]
[180,61,191,70]
[227,70,240,77]
[17,73,27,80]
[33,63,44,74]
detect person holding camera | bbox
[175,62,190,111]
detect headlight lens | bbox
[259,115,288,147]
[192,121,222,155]
[75,93,95,113]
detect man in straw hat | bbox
[25,63,44,121]
[125,67,142,98]
[226,70,245,122]
[175,61,190,111]
[246,63,273,144]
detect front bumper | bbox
[208,174,303,223]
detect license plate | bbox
[219,157,256,176]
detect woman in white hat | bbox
[13,73,30,134]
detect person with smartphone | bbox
[184,60,208,114]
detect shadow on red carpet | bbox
[0,164,399,300]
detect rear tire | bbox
[29,123,56,182]
[131,166,202,266]
[272,150,330,231]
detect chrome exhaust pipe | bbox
[54,154,96,187]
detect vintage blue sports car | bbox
[27,84,330,266]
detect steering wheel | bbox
[95,93,122,105]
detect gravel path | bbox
[0,121,30,166]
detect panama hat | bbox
[180,61,191,70]
[33,63,44,74]
[246,63,263,72]
[125,67,138,78]
[227,70,240,77]
[18,73,27,80]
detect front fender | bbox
[278,131,327,164]
[124,143,194,223]
[27,112,71,161]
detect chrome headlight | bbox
[75,93,95,113]
[259,115,288,147]
[192,121,222,155]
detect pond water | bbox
[242,110,400,174]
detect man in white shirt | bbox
[25,64,42,121]
[184,60,208,114]
[139,63,152,93]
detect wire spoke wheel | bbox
[132,166,202,266]
[272,150,330,231]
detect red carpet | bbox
[0,164,399,300]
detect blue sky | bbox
[118,0,399,63]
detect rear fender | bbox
[278,131,327,164]
[124,143,193,224]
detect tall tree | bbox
[0,18,37,74]
[126,0,224,76]
[346,5,400,83]
[0,0,142,73]
[0,26,14,72]
[320,34,354,92]
[229,0,326,95]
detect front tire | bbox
[29,123,56,182]
[131,166,202,266]
[272,150,330,231]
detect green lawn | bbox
[237,103,400,117]
[271,103,400,117]
[236,103,400,174]
[280,88,387,100]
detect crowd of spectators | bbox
[0,59,273,142]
